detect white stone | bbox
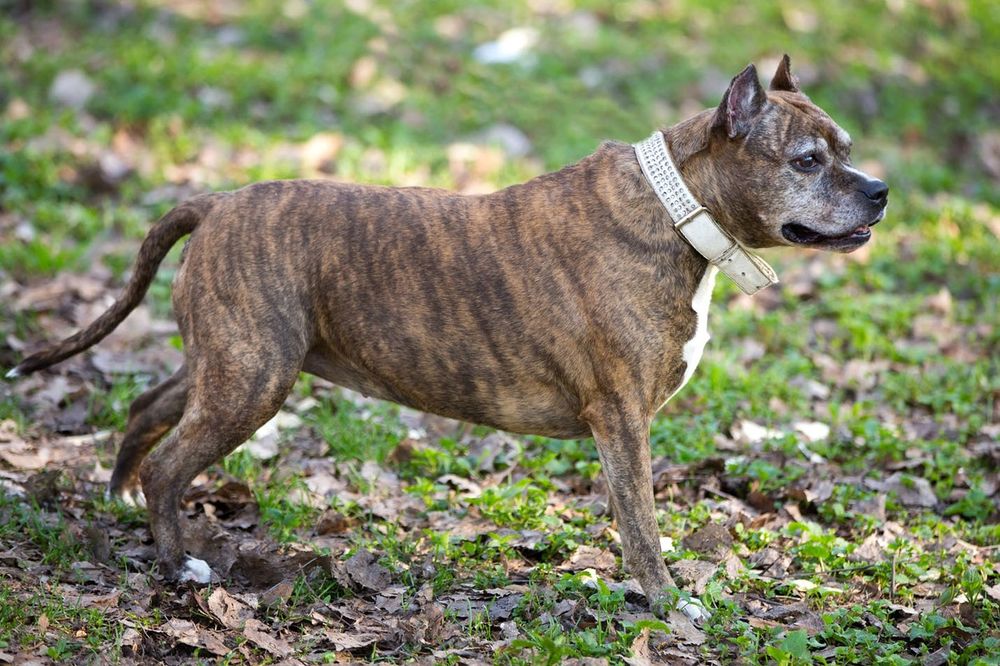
[794,421,831,443]
[49,69,96,109]
[733,419,784,444]
[475,123,533,158]
[473,27,539,65]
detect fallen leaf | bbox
[342,550,392,591]
[625,627,653,666]
[788,479,835,505]
[315,509,355,535]
[487,593,523,621]
[669,560,718,595]
[925,288,953,315]
[849,532,888,563]
[437,474,482,497]
[923,646,951,666]
[325,630,380,651]
[159,618,230,656]
[260,580,295,609]
[243,618,292,658]
[207,587,254,630]
[31,375,86,407]
[682,524,733,561]
[721,552,746,580]
[666,610,706,645]
[120,628,142,654]
[399,602,451,645]
[750,547,792,578]
[90,348,158,375]
[0,449,51,471]
[873,472,938,508]
[559,545,617,573]
[74,590,121,609]
[242,411,302,460]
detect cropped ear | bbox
[715,64,767,139]
[769,54,800,92]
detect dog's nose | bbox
[860,178,889,205]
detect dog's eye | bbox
[792,154,821,172]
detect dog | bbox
[8,56,887,620]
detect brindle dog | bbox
[9,57,887,619]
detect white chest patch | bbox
[660,265,717,409]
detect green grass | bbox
[306,392,407,463]
[0,0,996,663]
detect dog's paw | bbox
[177,557,213,584]
[119,488,147,508]
[106,485,147,508]
[677,596,711,623]
[650,588,712,624]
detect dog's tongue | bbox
[852,225,870,235]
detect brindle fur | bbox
[10,57,887,615]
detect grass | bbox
[0,0,997,663]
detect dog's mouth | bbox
[781,211,882,250]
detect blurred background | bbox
[1,0,997,216]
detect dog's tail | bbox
[5,193,225,379]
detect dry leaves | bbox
[159,618,230,656]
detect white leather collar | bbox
[633,131,778,295]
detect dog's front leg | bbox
[585,402,710,622]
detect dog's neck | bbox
[662,110,735,231]
[662,109,716,167]
[633,130,778,295]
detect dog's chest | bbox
[660,265,717,409]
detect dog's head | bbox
[694,56,888,252]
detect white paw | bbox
[178,557,212,584]
[119,488,147,508]
[107,486,147,508]
[678,597,711,622]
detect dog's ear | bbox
[769,54,800,92]
[715,64,767,139]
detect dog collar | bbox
[633,131,778,295]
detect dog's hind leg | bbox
[108,365,190,506]
[138,341,305,583]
